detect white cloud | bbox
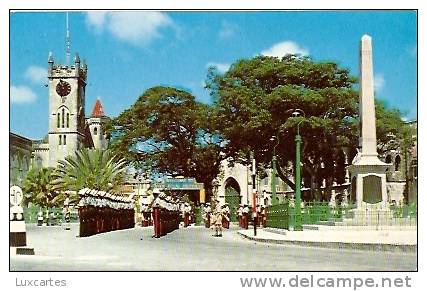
[86,11,108,32]
[11,85,37,104]
[374,73,385,92]
[219,20,238,39]
[261,41,309,58]
[206,62,230,74]
[25,65,47,84]
[86,11,174,46]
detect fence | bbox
[265,202,417,230]
[23,206,79,225]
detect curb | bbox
[237,232,417,253]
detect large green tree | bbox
[22,167,58,208]
[207,54,410,201]
[106,86,223,198]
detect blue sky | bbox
[10,11,417,140]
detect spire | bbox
[48,51,54,63]
[91,98,106,117]
[65,12,71,66]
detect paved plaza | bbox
[10,224,417,271]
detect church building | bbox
[32,52,109,168]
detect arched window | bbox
[62,108,65,128]
[395,155,401,171]
[59,135,62,145]
[64,135,67,145]
[66,113,69,128]
[57,113,60,128]
[94,127,98,135]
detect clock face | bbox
[56,80,71,97]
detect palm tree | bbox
[22,167,57,218]
[52,148,127,194]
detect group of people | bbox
[151,190,182,238]
[237,204,267,229]
[77,188,135,237]
[140,203,153,227]
[202,201,230,237]
[237,204,251,229]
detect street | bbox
[10,224,417,271]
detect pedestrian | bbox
[184,203,191,227]
[37,210,43,226]
[237,205,243,228]
[213,201,228,237]
[222,204,230,229]
[77,197,86,237]
[203,203,211,228]
[242,204,249,229]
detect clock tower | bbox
[47,52,88,167]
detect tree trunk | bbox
[276,164,295,190]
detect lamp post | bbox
[292,109,305,231]
[269,136,280,205]
[250,151,257,236]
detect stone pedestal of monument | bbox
[10,186,35,256]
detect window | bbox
[57,113,60,128]
[64,135,67,145]
[66,113,69,128]
[59,135,62,145]
[62,108,65,128]
[94,127,98,135]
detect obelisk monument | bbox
[348,35,389,211]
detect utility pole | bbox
[270,135,280,205]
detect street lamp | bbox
[292,109,305,231]
[250,151,257,236]
[269,136,280,205]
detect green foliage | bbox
[22,167,58,208]
[207,55,358,197]
[107,86,223,197]
[51,148,127,194]
[375,99,414,154]
[105,55,412,203]
[207,54,411,201]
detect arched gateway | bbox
[223,177,241,222]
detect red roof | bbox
[91,99,106,117]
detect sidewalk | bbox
[238,227,417,252]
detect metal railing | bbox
[265,202,417,230]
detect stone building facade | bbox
[9,133,33,187]
[31,52,109,168]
